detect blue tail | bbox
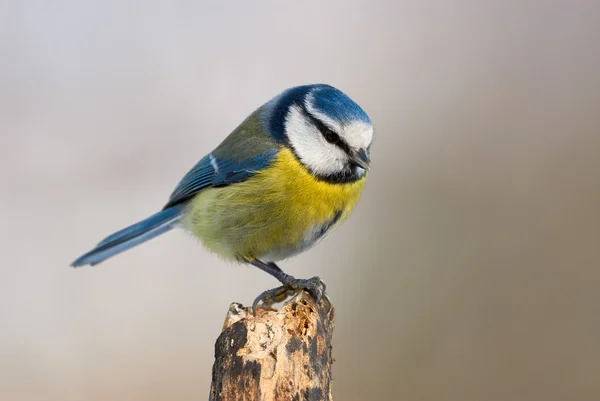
[71,206,184,267]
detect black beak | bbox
[350,149,370,171]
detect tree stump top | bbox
[209,293,335,401]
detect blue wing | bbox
[163,148,279,208]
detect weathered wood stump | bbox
[209,292,335,401]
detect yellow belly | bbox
[182,147,367,262]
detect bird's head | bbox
[266,84,373,183]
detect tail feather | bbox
[71,206,183,267]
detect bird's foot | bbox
[252,276,331,314]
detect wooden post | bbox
[208,292,335,401]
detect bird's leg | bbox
[248,259,330,313]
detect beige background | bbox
[2,1,600,400]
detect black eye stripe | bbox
[325,131,339,143]
[299,104,351,154]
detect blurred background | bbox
[1,1,599,400]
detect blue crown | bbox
[310,85,371,125]
[266,84,370,141]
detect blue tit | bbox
[71,84,373,310]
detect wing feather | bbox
[163,148,278,208]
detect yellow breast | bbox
[183,147,367,261]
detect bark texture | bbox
[209,292,335,401]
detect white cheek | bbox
[285,106,347,175]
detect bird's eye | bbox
[325,130,339,144]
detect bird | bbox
[71,84,373,311]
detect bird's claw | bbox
[252,276,331,314]
[252,285,295,313]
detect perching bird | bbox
[71,84,373,311]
